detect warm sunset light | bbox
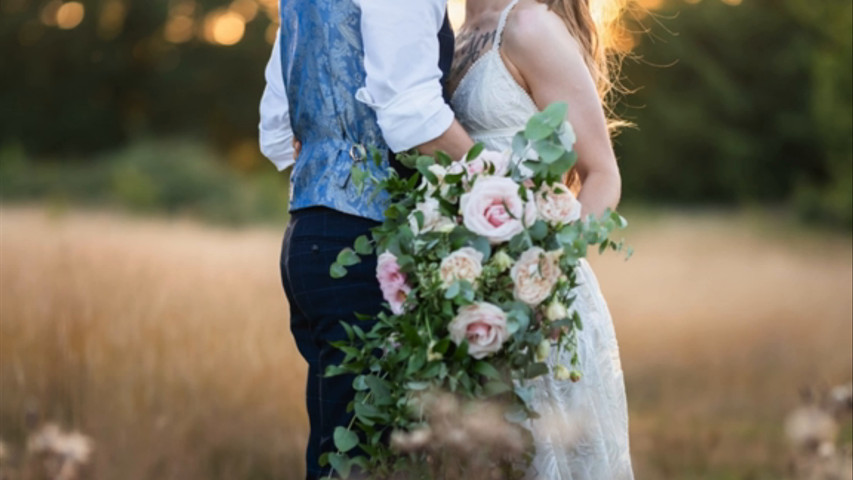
[56,2,85,30]
[39,0,61,26]
[164,14,194,44]
[265,23,278,45]
[230,0,259,22]
[448,0,466,30]
[205,10,245,46]
[97,0,127,40]
[637,0,665,9]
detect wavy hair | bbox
[536,0,633,129]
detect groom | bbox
[259,1,473,478]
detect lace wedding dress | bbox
[450,2,635,479]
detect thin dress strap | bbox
[493,0,522,48]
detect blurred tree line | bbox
[618,0,852,225]
[0,0,850,226]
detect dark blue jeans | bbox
[280,207,383,480]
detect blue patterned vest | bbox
[279,1,454,221]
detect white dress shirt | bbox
[258,34,295,171]
[258,0,454,168]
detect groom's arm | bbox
[354,0,474,159]
[258,31,296,171]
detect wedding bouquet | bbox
[323,103,629,478]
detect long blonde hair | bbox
[537,0,632,128]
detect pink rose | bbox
[460,176,537,244]
[510,247,562,306]
[448,302,510,359]
[376,252,411,315]
[535,183,582,225]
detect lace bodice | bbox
[450,0,538,153]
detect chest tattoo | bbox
[448,28,497,95]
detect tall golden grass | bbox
[1,206,850,479]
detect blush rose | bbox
[439,247,484,288]
[535,183,582,226]
[376,251,411,315]
[448,302,510,359]
[510,247,562,306]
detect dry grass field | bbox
[0,205,850,479]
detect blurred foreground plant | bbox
[786,382,853,480]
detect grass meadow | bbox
[0,205,850,479]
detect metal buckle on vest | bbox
[342,143,368,189]
[349,144,367,163]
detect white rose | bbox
[460,176,537,244]
[409,197,456,235]
[535,183,582,226]
[439,247,484,288]
[448,302,510,359]
[510,247,562,306]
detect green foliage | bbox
[0,0,276,157]
[618,0,852,227]
[0,140,290,225]
[325,103,630,478]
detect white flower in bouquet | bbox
[510,247,562,306]
[544,300,569,322]
[460,176,537,245]
[553,364,572,381]
[490,250,514,272]
[376,252,411,315]
[448,302,510,359]
[439,247,484,288]
[420,164,455,198]
[535,183,582,226]
[535,339,551,362]
[409,197,456,235]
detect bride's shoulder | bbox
[502,0,583,62]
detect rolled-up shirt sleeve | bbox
[259,30,295,171]
[354,0,455,153]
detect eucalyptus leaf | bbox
[444,281,461,299]
[330,262,347,279]
[336,248,361,267]
[524,114,552,141]
[474,361,503,380]
[512,131,528,156]
[354,235,372,255]
[541,102,568,128]
[328,453,352,478]
[483,380,512,396]
[334,426,359,453]
[533,139,565,164]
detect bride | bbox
[448,0,634,478]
